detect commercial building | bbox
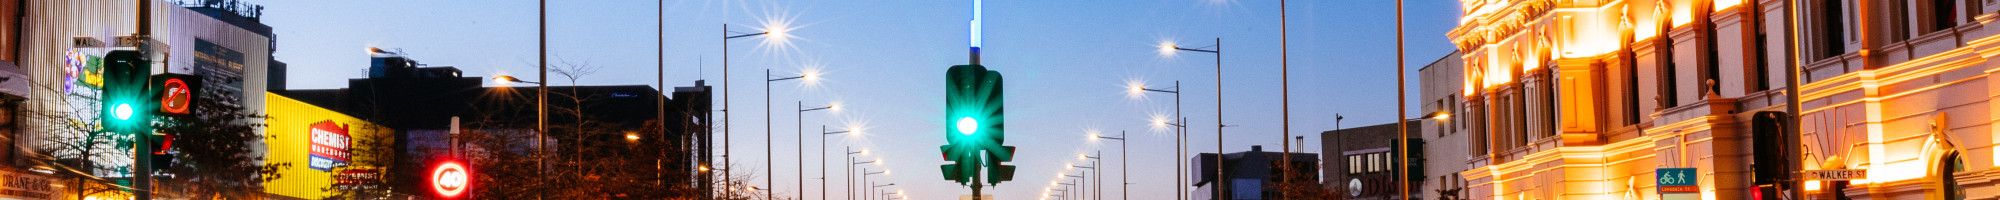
[280,51,715,198]
[1445,0,1999,199]
[1192,145,1319,200]
[16,1,282,199]
[1321,121,1422,200]
[1417,50,1472,200]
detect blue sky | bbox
[260,0,1461,199]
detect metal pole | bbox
[1212,37,1226,200]
[1394,0,1410,199]
[720,24,734,198]
[765,69,775,200]
[134,1,153,199]
[1278,1,1294,198]
[1172,81,1183,200]
[1120,131,1129,200]
[799,101,806,200]
[821,125,829,200]
[538,2,551,199]
[654,0,671,194]
[1783,0,1805,199]
[1096,151,1103,200]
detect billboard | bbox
[263,92,392,199]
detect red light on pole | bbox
[432,161,470,198]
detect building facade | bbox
[1193,145,1320,200]
[1323,121,1425,200]
[1419,51,1473,200]
[1447,0,1999,199]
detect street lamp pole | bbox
[1094,132,1128,200]
[1394,0,1411,199]
[1165,38,1222,199]
[767,69,806,200]
[1132,81,1181,200]
[799,102,834,200]
[820,126,851,200]
[720,25,772,197]
[849,150,871,200]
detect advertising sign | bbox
[264,92,392,199]
[307,121,352,171]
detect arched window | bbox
[1942,153,1967,200]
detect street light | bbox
[817,125,852,200]
[1125,80,1182,200]
[1091,131,1129,200]
[862,168,886,200]
[722,23,786,199]
[850,158,875,200]
[766,69,816,200]
[1160,36,1216,199]
[1071,161,1097,200]
[870,182,897,200]
[797,101,838,200]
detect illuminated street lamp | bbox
[1125,80,1181,199]
[1158,37,1223,200]
[816,125,853,200]
[721,22,787,199]
[797,101,839,200]
[766,69,817,200]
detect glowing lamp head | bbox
[956,117,979,135]
[1157,41,1178,57]
[112,103,134,120]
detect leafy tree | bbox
[150,91,286,199]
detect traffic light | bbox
[941,64,1014,186]
[1750,111,1788,200]
[150,133,172,169]
[151,74,200,118]
[100,50,152,133]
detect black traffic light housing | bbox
[100,50,153,133]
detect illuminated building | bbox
[1447,0,1996,199]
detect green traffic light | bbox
[114,103,134,120]
[956,117,978,135]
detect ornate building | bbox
[1446,0,1997,199]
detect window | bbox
[1348,155,1360,174]
[1890,0,1912,41]
[1943,153,1966,200]
[1817,1,1847,59]
[1924,0,1960,34]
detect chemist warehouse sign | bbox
[307,121,352,171]
[264,92,392,199]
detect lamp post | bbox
[1394,0,1411,198]
[798,101,836,200]
[863,169,887,200]
[1059,180,1078,200]
[849,150,872,200]
[1092,131,1129,200]
[766,69,810,200]
[1078,154,1101,200]
[1128,81,1181,200]
[819,126,852,200]
[1161,38,1222,200]
[870,183,896,200]
[722,24,775,197]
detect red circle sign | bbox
[158,78,191,114]
[431,161,469,197]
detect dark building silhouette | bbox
[280,51,713,198]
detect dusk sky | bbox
[258,0,1462,199]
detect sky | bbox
[259,0,1462,199]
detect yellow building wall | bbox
[261,92,393,199]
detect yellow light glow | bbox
[1125,79,1146,98]
[828,101,844,113]
[624,132,641,142]
[1149,113,1173,132]
[1712,0,1743,11]
[1431,112,1452,120]
[801,67,822,85]
[1803,180,1820,191]
[1669,0,1693,27]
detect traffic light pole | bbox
[133,1,154,199]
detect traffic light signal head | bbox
[941,64,1014,186]
[100,50,152,133]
